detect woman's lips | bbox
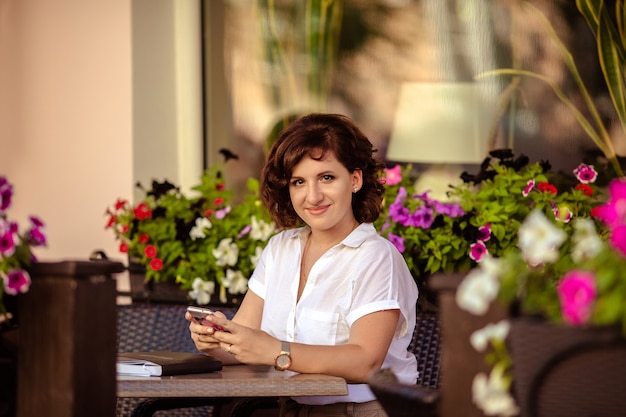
[306,205,329,216]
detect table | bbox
[117,364,349,398]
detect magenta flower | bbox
[470,241,488,262]
[523,179,535,197]
[387,233,405,253]
[609,225,626,257]
[384,165,402,186]
[0,177,13,211]
[0,231,16,257]
[477,224,491,242]
[557,271,597,326]
[594,178,626,229]
[3,269,31,296]
[573,163,598,184]
[215,206,231,220]
[26,227,47,247]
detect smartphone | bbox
[186,306,225,331]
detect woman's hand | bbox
[203,314,281,366]
[186,310,226,354]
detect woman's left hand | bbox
[205,314,280,365]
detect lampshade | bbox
[387,82,494,164]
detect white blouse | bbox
[248,223,419,405]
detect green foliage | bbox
[377,150,604,291]
[105,161,277,303]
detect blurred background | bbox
[1,0,622,273]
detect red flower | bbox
[144,244,157,258]
[204,208,215,218]
[149,258,163,271]
[590,206,603,218]
[105,215,116,229]
[213,197,225,205]
[119,242,129,253]
[133,202,153,220]
[121,224,129,234]
[114,198,128,211]
[575,183,593,197]
[138,233,150,244]
[217,183,225,191]
[538,182,557,194]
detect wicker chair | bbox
[368,308,441,417]
[116,302,236,417]
[525,339,626,417]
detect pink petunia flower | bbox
[477,224,491,242]
[384,165,402,186]
[387,233,405,253]
[594,178,626,229]
[470,241,488,262]
[557,271,597,326]
[3,269,31,296]
[523,179,535,197]
[573,163,598,184]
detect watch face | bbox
[276,354,291,369]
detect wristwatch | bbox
[274,340,292,371]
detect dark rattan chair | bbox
[525,339,626,417]
[116,302,236,417]
[368,308,441,417]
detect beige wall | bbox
[0,0,134,264]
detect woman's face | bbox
[288,152,362,235]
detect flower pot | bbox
[428,273,509,417]
[128,261,243,307]
[508,317,626,417]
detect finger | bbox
[207,314,233,332]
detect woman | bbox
[187,113,418,417]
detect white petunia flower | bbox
[472,366,519,417]
[456,267,500,315]
[517,209,566,265]
[250,216,276,241]
[571,218,603,263]
[222,269,248,295]
[188,277,215,305]
[470,320,510,352]
[189,217,212,240]
[212,238,239,267]
[250,246,263,268]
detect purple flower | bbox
[573,163,598,184]
[434,201,464,217]
[237,224,251,239]
[470,241,488,262]
[0,177,13,212]
[0,231,16,257]
[410,206,434,228]
[557,271,596,326]
[477,224,491,242]
[387,233,406,253]
[215,206,231,220]
[3,269,31,296]
[389,203,411,226]
[394,186,408,205]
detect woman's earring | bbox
[353,187,358,193]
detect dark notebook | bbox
[117,350,223,376]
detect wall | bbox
[0,0,133,265]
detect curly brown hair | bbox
[260,113,386,229]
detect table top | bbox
[117,364,348,398]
